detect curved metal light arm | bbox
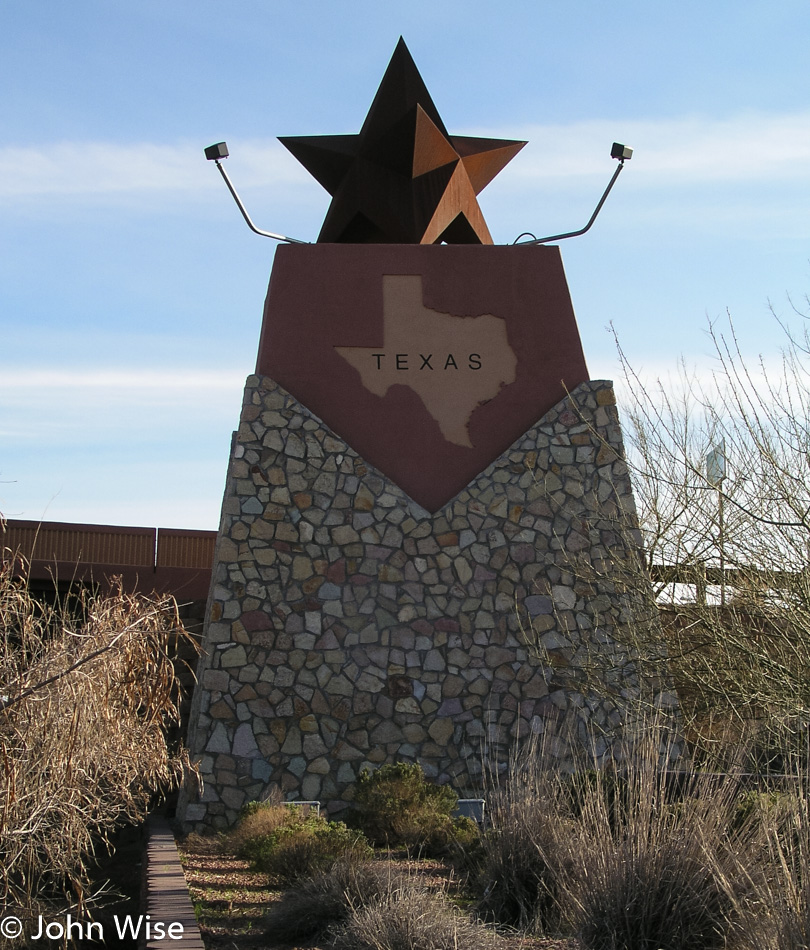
[205,142,308,244]
[514,143,632,246]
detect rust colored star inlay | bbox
[279,38,526,244]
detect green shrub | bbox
[226,794,289,854]
[447,814,481,852]
[236,807,371,885]
[351,762,462,854]
[732,788,791,833]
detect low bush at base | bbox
[226,789,288,854]
[571,835,735,950]
[222,736,810,949]
[264,844,505,950]
[232,801,371,885]
[350,761,468,855]
[465,724,770,948]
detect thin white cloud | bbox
[475,112,810,184]
[0,368,245,418]
[0,140,311,199]
[0,368,243,390]
[0,367,244,452]
[2,112,809,200]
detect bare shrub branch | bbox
[614,310,810,753]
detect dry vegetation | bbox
[180,725,810,950]
[0,552,195,921]
[618,311,810,754]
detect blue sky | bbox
[1,0,809,529]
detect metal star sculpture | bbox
[279,38,526,244]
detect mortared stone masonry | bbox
[180,374,669,830]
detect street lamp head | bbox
[204,142,229,161]
[611,142,633,162]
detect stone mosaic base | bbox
[180,376,665,831]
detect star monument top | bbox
[205,39,631,248]
[199,39,633,510]
[278,37,526,245]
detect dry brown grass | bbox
[475,779,565,934]
[180,837,576,950]
[325,869,506,950]
[468,721,775,950]
[748,786,810,950]
[547,733,756,950]
[263,857,407,944]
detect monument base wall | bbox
[180,376,672,831]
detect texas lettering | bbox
[369,353,483,371]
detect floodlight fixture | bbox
[204,142,307,244]
[204,142,229,161]
[513,142,633,246]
